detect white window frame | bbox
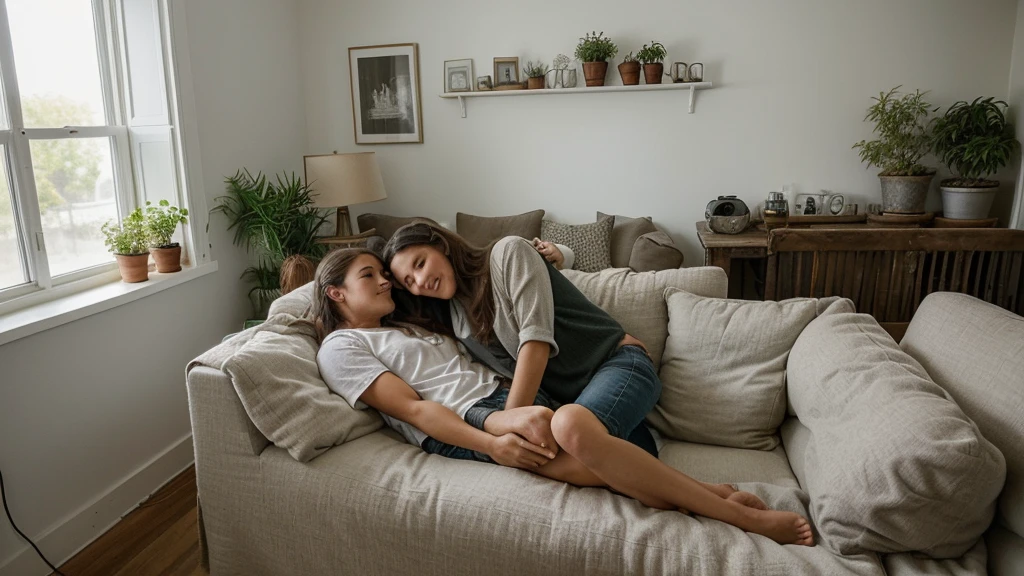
[0,0,209,316]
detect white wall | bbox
[299,0,1019,265]
[0,1,307,573]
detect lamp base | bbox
[336,206,354,236]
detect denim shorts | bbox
[421,385,559,463]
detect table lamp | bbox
[304,151,388,237]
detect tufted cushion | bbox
[541,216,613,273]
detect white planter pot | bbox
[940,185,998,220]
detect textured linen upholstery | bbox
[788,309,1005,558]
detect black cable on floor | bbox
[0,466,68,576]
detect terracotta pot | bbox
[152,244,182,273]
[527,76,545,90]
[115,253,150,283]
[644,62,664,85]
[582,61,608,87]
[618,61,640,86]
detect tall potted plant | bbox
[575,31,617,87]
[213,170,330,317]
[931,97,1020,220]
[145,200,189,273]
[101,208,150,283]
[852,86,936,214]
[636,41,667,85]
[618,52,640,86]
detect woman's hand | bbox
[532,238,565,269]
[489,433,556,469]
[510,406,558,457]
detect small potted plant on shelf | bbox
[101,208,150,283]
[575,31,617,87]
[618,52,640,86]
[852,86,936,214]
[636,41,667,85]
[523,61,548,90]
[930,96,1020,220]
[145,199,189,273]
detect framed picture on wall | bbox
[444,59,473,93]
[348,43,423,144]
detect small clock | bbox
[828,194,845,216]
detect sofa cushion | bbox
[659,440,799,488]
[648,290,830,450]
[456,209,544,247]
[541,215,613,272]
[356,213,440,240]
[629,231,684,272]
[597,212,657,268]
[210,314,383,462]
[560,267,728,370]
[788,309,1005,558]
[901,293,1024,540]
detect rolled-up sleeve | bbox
[491,237,560,359]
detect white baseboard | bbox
[0,434,195,576]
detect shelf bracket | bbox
[457,95,466,118]
[688,85,696,114]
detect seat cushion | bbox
[456,209,544,247]
[658,440,799,488]
[788,309,1005,558]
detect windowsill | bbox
[0,261,219,347]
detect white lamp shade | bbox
[304,152,387,208]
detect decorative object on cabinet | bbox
[348,43,423,144]
[443,59,473,93]
[636,41,667,85]
[493,57,522,90]
[575,31,617,87]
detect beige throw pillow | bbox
[541,216,613,272]
[456,209,544,247]
[788,310,1005,558]
[596,212,658,268]
[649,289,823,450]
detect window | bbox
[0,0,199,306]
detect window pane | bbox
[0,147,26,289]
[8,0,107,127]
[31,137,117,277]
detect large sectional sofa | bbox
[187,265,1022,575]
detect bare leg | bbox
[550,405,814,546]
[532,452,675,510]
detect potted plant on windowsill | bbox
[101,208,150,283]
[575,31,617,87]
[852,86,936,214]
[618,52,640,86]
[931,97,1020,220]
[636,41,666,85]
[523,61,548,90]
[145,199,189,273]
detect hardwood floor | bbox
[51,465,204,576]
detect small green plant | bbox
[852,86,936,176]
[931,97,1020,186]
[101,208,149,255]
[145,199,189,248]
[636,41,667,64]
[574,31,617,63]
[621,52,637,64]
[523,61,549,78]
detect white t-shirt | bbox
[317,326,503,447]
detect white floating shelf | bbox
[439,81,713,117]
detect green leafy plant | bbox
[931,97,1020,186]
[212,169,330,314]
[853,86,936,176]
[621,52,637,64]
[145,199,189,248]
[523,61,549,78]
[101,208,149,255]
[636,41,666,64]
[574,31,617,63]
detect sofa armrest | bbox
[187,365,269,462]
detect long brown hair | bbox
[309,248,380,344]
[382,222,496,341]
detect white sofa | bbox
[187,266,1022,575]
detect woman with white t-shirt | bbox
[309,247,814,547]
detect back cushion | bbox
[356,213,440,240]
[456,209,544,247]
[596,212,657,268]
[788,310,1005,557]
[901,292,1024,540]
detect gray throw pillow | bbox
[629,231,684,272]
[541,216,613,273]
[356,213,439,241]
[597,212,657,268]
[456,209,544,247]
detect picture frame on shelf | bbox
[476,75,493,91]
[444,59,473,93]
[348,43,423,144]
[493,57,522,90]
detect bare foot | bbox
[727,491,769,511]
[740,509,815,546]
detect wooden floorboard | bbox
[52,465,203,576]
